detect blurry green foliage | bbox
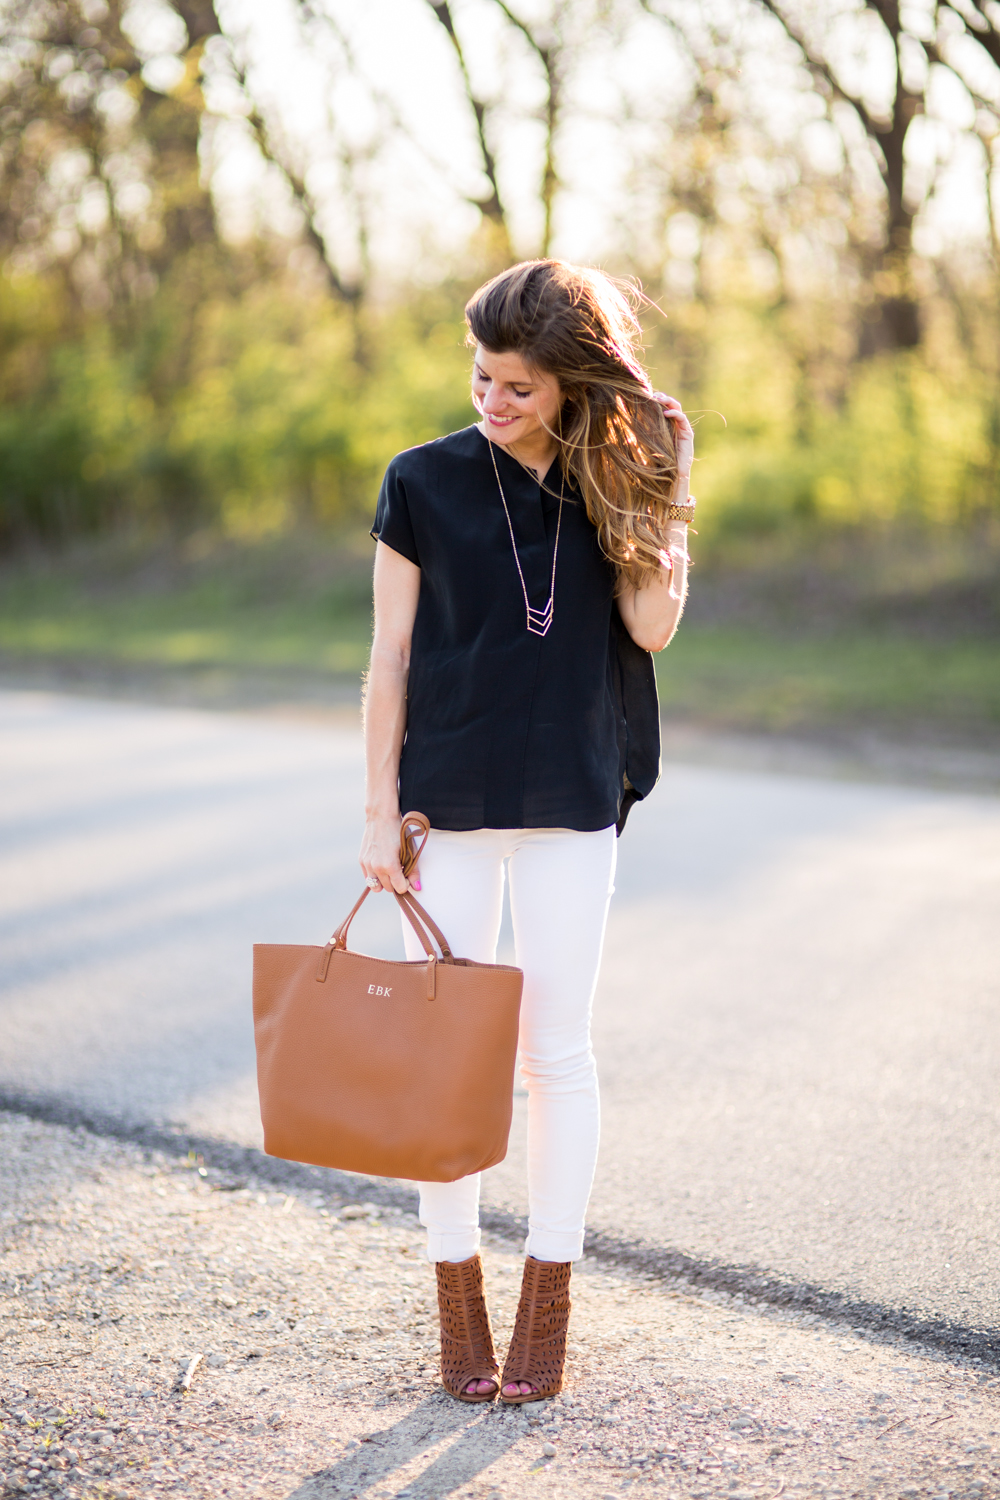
[3,262,999,552]
[2,0,998,561]
[0,266,474,545]
[654,627,1000,736]
[643,300,1000,560]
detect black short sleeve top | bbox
[371,424,660,833]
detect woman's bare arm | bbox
[359,542,421,894]
[616,519,690,652]
[617,393,694,653]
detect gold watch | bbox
[665,494,696,524]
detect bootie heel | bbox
[500,1256,572,1404]
[435,1253,500,1402]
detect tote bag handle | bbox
[317,814,453,996]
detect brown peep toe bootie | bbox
[435,1253,500,1402]
[500,1256,572,1404]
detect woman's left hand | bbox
[651,392,694,482]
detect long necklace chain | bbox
[487,439,565,637]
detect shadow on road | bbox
[291,1398,520,1499]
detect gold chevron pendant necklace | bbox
[486,438,565,637]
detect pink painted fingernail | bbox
[413,880,422,891]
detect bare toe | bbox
[466,1378,496,1396]
[502,1380,537,1398]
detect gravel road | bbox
[3,1112,999,1500]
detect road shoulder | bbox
[2,1112,998,1500]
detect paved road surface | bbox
[2,690,998,1347]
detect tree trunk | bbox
[426,1,513,260]
[856,1,921,354]
[755,0,923,354]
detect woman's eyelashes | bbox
[473,370,533,402]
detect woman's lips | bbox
[486,413,519,427]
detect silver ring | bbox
[366,876,381,890]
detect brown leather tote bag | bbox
[252,813,523,1183]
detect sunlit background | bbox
[1,0,998,740]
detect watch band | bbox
[665,494,696,524]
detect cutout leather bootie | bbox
[499,1256,572,1404]
[435,1253,500,1402]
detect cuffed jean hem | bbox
[425,1229,482,1264]
[524,1228,585,1263]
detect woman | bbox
[360,259,695,1405]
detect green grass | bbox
[0,531,375,677]
[1,529,998,741]
[655,628,1000,738]
[0,594,372,674]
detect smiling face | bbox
[471,344,564,458]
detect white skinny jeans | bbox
[400,824,617,1265]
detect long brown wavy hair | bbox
[466,259,680,591]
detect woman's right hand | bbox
[359,811,418,894]
[651,391,694,482]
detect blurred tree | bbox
[633,5,862,410]
[751,0,1000,354]
[424,1,513,259]
[2,0,997,548]
[0,0,215,330]
[484,0,568,256]
[0,0,241,402]
[233,66,371,310]
[423,0,582,258]
[236,0,377,309]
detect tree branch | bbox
[754,0,882,141]
[424,1,511,249]
[484,0,562,255]
[918,34,1000,121]
[939,1,1000,74]
[292,1,480,227]
[169,0,222,46]
[489,0,543,57]
[232,61,362,305]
